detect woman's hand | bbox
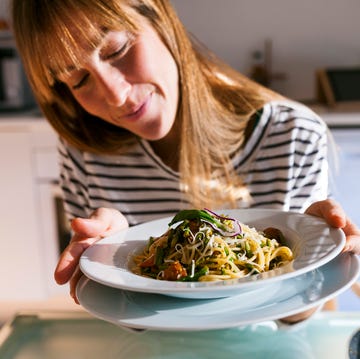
[280,199,360,325]
[305,199,360,254]
[54,207,129,303]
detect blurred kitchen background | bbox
[0,0,359,325]
[173,0,360,101]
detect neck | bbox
[150,124,181,171]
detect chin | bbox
[142,124,174,142]
[144,134,167,142]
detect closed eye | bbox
[106,45,128,60]
[72,73,90,90]
[69,43,128,90]
[102,40,131,61]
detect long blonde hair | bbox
[12,0,280,209]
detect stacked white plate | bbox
[77,209,360,331]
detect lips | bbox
[123,93,152,120]
[126,103,145,117]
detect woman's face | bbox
[58,22,179,142]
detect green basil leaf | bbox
[168,209,216,227]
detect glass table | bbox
[0,311,358,359]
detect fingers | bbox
[54,208,129,286]
[54,235,97,285]
[342,216,360,253]
[279,306,319,324]
[341,217,360,237]
[69,266,83,304]
[343,235,360,254]
[306,199,360,255]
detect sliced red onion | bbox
[204,208,242,237]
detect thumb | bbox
[305,199,346,228]
[71,207,128,238]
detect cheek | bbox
[71,93,93,111]
[165,59,180,112]
[70,90,103,116]
[150,49,179,102]
[132,34,179,93]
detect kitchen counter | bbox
[0,295,83,327]
[307,104,360,127]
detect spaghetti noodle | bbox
[133,209,293,281]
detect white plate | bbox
[77,253,360,331]
[80,209,345,299]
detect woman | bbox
[12,0,359,320]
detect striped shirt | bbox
[58,100,329,226]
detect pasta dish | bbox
[133,209,293,281]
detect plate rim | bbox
[76,253,360,331]
[79,208,346,297]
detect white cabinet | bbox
[0,117,65,300]
[0,130,44,299]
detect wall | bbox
[2,0,360,99]
[0,0,8,19]
[171,0,360,100]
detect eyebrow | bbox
[52,64,78,80]
[52,29,108,77]
[52,44,100,79]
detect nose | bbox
[96,67,131,107]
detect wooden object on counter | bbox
[316,67,360,111]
